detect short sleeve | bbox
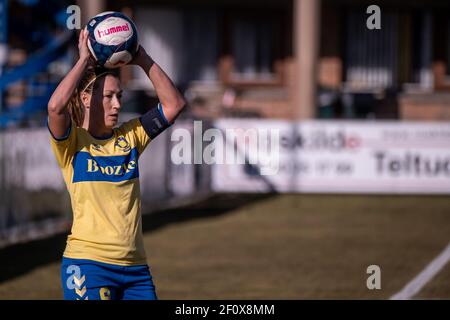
[48,119,78,169]
[119,118,151,155]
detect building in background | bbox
[1,0,450,250]
[0,0,74,128]
[101,0,450,121]
[1,0,450,125]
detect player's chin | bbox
[105,117,119,128]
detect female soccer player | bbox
[47,29,185,300]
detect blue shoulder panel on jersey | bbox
[47,117,72,141]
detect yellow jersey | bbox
[49,118,151,266]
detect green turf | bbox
[0,194,449,299]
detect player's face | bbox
[100,75,123,128]
[90,75,123,129]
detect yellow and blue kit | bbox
[49,104,170,300]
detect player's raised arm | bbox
[47,29,91,139]
[130,46,186,124]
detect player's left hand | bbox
[129,45,154,68]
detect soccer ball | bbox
[86,11,139,69]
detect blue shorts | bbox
[61,257,158,300]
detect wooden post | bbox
[293,0,321,119]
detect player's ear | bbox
[80,91,91,109]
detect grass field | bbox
[0,193,449,299]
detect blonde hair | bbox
[67,66,119,127]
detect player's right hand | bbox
[78,28,91,62]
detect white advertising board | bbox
[212,120,450,194]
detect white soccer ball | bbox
[86,11,139,69]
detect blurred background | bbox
[0,0,449,299]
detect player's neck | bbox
[88,127,113,139]
[83,115,113,139]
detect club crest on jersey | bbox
[115,136,131,152]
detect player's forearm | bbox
[139,57,186,123]
[48,57,89,114]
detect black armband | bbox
[139,103,172,139]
